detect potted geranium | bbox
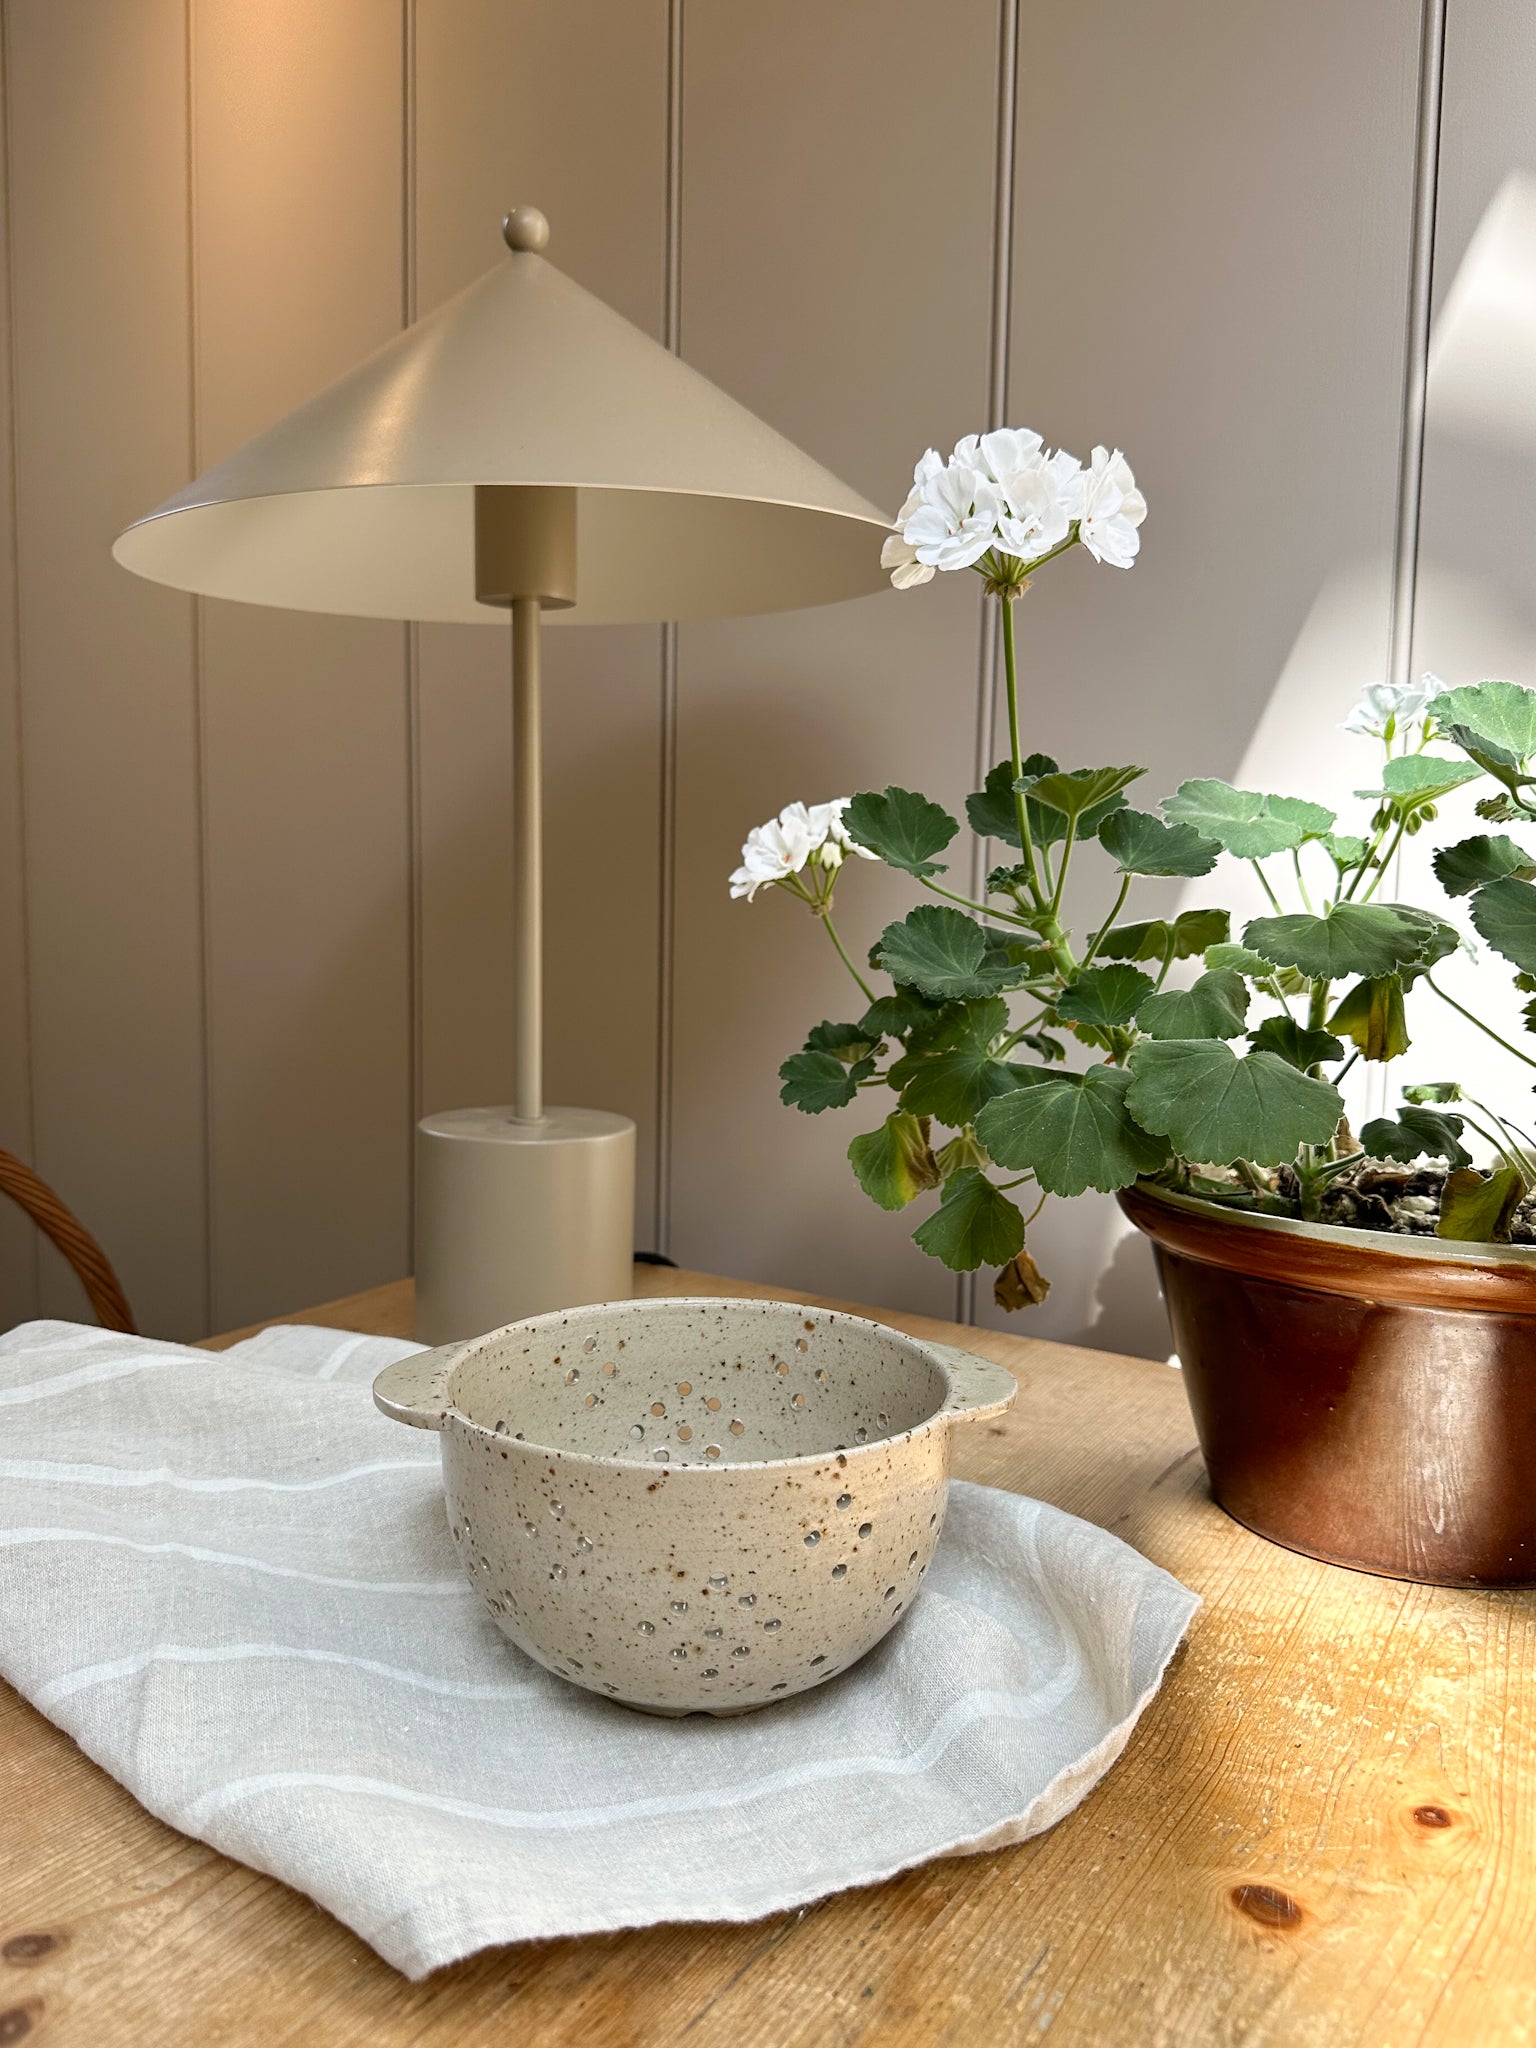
[733,426,1536,1588]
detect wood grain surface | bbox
[2,1269,1532,2047]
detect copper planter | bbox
[1120,1182,1536,1587]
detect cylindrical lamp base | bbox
[414,1106,636,1344]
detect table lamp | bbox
[114,207,891,1342]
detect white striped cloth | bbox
[0,1318,1198,1978]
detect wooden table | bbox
[2,1269,1532,2046]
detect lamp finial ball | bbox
[502,206,550,254]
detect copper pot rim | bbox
[1119,1179,1536,1314]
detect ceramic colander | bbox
[374,1294,1017,1714]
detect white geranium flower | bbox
[1341,675,1439,739]
[729,803,819,900]
[880,531,933,588]
[896,454,1004,573]
[994,447,1081,563]
[729,800,875,899]
[1075,446,1146,567]
[974,426,1045,478]
[809,798,879,867]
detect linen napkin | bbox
[0,1317,1198,1978]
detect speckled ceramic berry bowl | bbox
[373,1295,1017,1715]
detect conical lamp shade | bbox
[113,225,892,625]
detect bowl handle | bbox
[372,1344,464,1431]
[929,1343,1018,1428]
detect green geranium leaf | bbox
[1206,941,1279,979]
[1433,834,1536,898]
[1469,875,1536,974]
[860,989,939,1041]
[976,1064,1171,1196]
[986,862,1032,896]
[876,905,1021,1000]
[935,1125,990,1177]
[843,786,959,879]
[1404,1081,1462,1104]
[965,753,1056,848]
[778,1050,875,1114]
[1022,764,1146,822]
[1322,832,1370,870]
[1097,908,1230,965]
[1360,1107,1471,1171]
[1357,755,1481,809]
[805,1020,879,1064]
[1097,807,1220,877]
[1016,1030,1067,1064]
[1428,679,1536,764]
[1329,975,1410,1062]
[1243,902,1433,980]
[1125,1042,1343,1166]
[1136,968,1250,1041]
[1054,964,1156,1031]
[1247,1015,1346,1069]
[848,1111,943,1211]
[967,755,1129,850]
[1266,795,1337,839]
[1163,779,1308,858]
[1476,791,1525,822]
[1394,909,1461,987]
[1438,1165,1525,1243]
[889,998,1031,1127]
[912,1167,1026,1272]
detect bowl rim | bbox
[436,1294,958,1477]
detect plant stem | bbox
[1249,859,1284,913]
[1458,1108,1529,1183]
[819,909,875,1005]
[1291,848,1314,914]
[918,875,1035,927]
[1082,874,1132,966]
[1358,814,1411,904]
[1050,815,1078,917]
[1000,597,1045,906]
[1425,974,1536,1072]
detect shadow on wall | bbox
[1082,1224,1172,1362]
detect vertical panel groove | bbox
[1389,0,1447,691]
[957,0,1020,1326]
[402,0,422,1260]
[184,0,214,1331]
[653,0,684,1256]
[1373,0,1445,1132]
[0,0,39,1307]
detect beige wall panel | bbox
[193,0,410,1330]
[0,22,35,1328]
[670,0,996,1314]
[968,0,1419,1351]
[1397,4,1536,1179]
[413,1,668,1248]
[6,0,204,1335]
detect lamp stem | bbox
[511,596,544,1123]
